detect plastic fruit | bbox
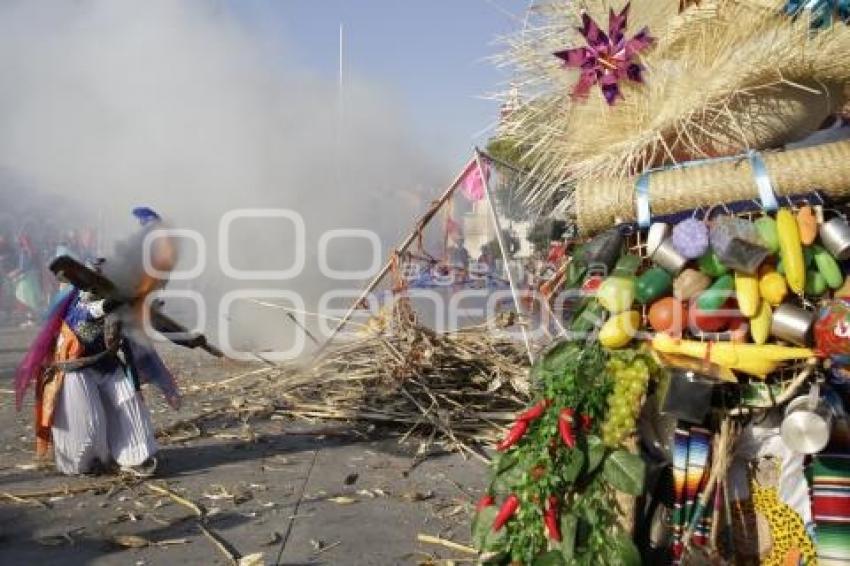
[599,311,641,349]
[696,274,734,311]
[755,216,780,253]
[690,303,729,333]
[673,269,711,300]
[648,297,688,335]
[750,300,772,345]
[596,276,635,313]
[636,268,673,305]
[734,271,760,317]
[698,250,729,277]
[796,205,818,246]
[759,270,788,306]
[776,208,805,294]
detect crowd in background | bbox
[0,183,98,327]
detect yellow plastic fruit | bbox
[776,208,805,294]
[759,270,788,306]
[734,271,760,317]
[599,311,640,349]
[750,300,772,345]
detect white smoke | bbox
[0,0,456,354]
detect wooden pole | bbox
[475,148,534,364]
[313,157,477,358]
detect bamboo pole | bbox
[475,148,534,364]
[313,157,478,359]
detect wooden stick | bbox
[147,483,204,517]
[1,478,125,500]
[475,148,534,365]
[314,157,477,359]
[198,522,239,565]
[416,534,477,555]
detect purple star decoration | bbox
[554,3,654,105]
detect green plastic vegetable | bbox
[696,274,734,311]
[755,217,780,253]
[635,267,673,305]
[806,270,827,296]
[698,251,729,277]
[812,245,843,289]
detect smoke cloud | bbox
[0,1,453,355]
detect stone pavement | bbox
[0,326,489,565]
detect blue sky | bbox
[227,0,529,166]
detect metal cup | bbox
[651,237,688,275]
[781,387,833,454]
[770,304,816,346]
[646,222,671,257]
[819,217,850,260]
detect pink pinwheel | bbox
[554,3,654,105]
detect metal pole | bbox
[474,148,534,364]
[313,157,477,358]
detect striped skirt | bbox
[50,365,158,475]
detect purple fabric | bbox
[126,337,181,409]
[15,288,77,410]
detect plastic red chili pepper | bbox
[496,419,529,452]
[492,494,520,531]
[517,399,551,422]
[476,494,494,512]
[543,495,561,541]
[559,408,576,449]
[580,413,593,432]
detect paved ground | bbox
[0,326,488,565]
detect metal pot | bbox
[781,386,833,454]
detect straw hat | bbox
[497,0,850,220]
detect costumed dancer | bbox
[14,208,181,477]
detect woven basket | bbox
[574,139,850,236]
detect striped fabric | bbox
[671,428,689,562]
[810,419,850,564]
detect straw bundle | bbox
[497,0,850,208]
[574,138,850,234]
[276,304,531,454]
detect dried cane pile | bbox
[278,299,530,454]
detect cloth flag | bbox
[459,160,489,202]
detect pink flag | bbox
[459,160,489,202]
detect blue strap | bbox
[748,151,779,212]
[633,149,777,228]
[635,173,651,228]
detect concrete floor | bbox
[0,326,488,565]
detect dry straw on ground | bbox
[277,301,531,459]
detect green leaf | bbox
[560,513,578,561]
[607,533,641,566]
[562,449,585,483]
[490,460,524,496]
[472,506,505,552]
[602,450,646,496]
[584,435,606,474]
[541,341,580,373]
[532,550,566,566]
[491,451,518,478]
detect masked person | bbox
[15,208,181,477]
